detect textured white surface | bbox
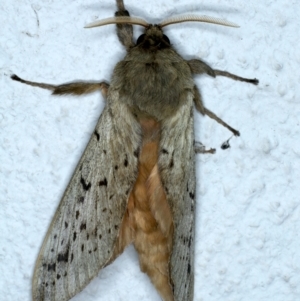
[1,0,300,301]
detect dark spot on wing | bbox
[169,158,174,168]
[162,149,169,154]
[99,234,102,240]
[51,248,54,252]
[78,196,84,203]
[54,234,57,239]
[124,157,128,167]
[89,250,92,254]
[114,165,119,170]
[94,247,97,252]
[181,235,189,245]
[80,176,91,191]
[65,222,68,228]
[64,272,67,277]
[57,247,69,263]
[94,130,100,141]
[52,281,55,286]
[189,192,195,200]
[48,263,56,272]
[134,148,139,158]
[80,223,86,232]
[81,244,84,252]
[109,194,114,200]
[87,233,89,240]
[76,210,80,219]
[103,150,107,154]
[61,239,64,246]
[57,274,61,280]
[102,208,107,212]
[108,228,111,234]
[93,228,97,236]
[73,232,77,241]
[71,253,74,263]
[187,263,191,275]
[99,178,107,186]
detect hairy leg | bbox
[193,85,240,136]
[11,74,109,97]
[187,59,258,85]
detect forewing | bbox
[32,95,141,301]
[159,94,196,301]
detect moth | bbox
[11,0,258,300]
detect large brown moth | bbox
[11,0,258,300]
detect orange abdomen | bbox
[113,118,174,301]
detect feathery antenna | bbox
[160,15,239,28]
[85,16,149,28]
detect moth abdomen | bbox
[112,117,175,301]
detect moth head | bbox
[136,26,170,50]
[84,15,239,48]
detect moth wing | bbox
[32,95,140,301]
[159,95,196,301]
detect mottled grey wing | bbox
[32,95,141,301]
[159,94,196,301]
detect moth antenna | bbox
[160,14,239,28]
[85,16,149,28]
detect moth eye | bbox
[163,34,170,45]
[136,34,146,45]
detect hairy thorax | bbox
[110,47,194,120]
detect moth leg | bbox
[11,74,109,97]
[193,84,205,115]
[115,0,134,49]
[194,141,216,154]
[214,69,259,85]
[187,59,216,77]
[204,107,240,136]
[193,85,240,136]
[187,59,259,85]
